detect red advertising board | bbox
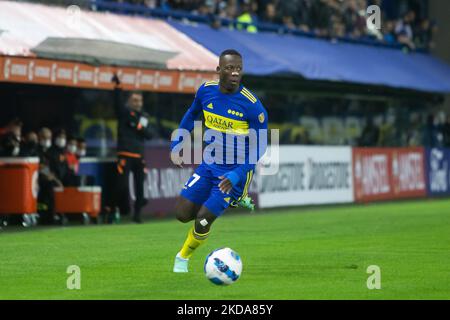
[353,147,426,203]
[353,148,393,202]
[0,56,216,93]
[391,147,427,198]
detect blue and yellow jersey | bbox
[171,80,268,182]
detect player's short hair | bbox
[220,49,242,59]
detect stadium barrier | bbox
[353,147,427,203]
[256,146,354,208]
[424,148,450,197]
[53,186,102,219]
[79,146,449,217]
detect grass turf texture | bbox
[1,199,449,300]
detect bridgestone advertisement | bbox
[257,146,354,208]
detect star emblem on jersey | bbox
[258,112,265,123]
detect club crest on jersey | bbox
[258,112,265,123]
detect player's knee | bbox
[194,221,209,234]
[174,200,194,223]
[176,211,192,223]
[195,211,216,233]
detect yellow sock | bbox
[179,226,209,259]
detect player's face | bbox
[129,93,143,112]
[218,54,243,92]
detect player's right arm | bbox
[219,100,268,193]
[170,84,204,167]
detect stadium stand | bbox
[94,0,436,50]
[25,0,436,50]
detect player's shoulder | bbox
[239,85,266,115]
[239,85,260,105]
[196,80,219,97]
[199,80,220,91]
[203,80,219,87]
[240,86,266,122]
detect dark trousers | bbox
[113,155,148,219]
[37,175,57,224]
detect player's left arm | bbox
[219,101,268,193]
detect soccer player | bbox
[170,49,268,273]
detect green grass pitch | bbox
[1,199,449,300]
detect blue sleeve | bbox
[224,100,268,186]
[170,85,204,151]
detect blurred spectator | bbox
[20,131,39,157]
[395,10,415,39]
[276,0,301,28]
[405,112,422,146]
[236,1,258,33]
[106,0,436,49]
[281,15,296,30]
[383,20,397,44]
[36,127,62,224]
[0,118,22,156]
[414,18,435,50]
[0,132,21,156]
[0,118,22,137]
[210,16,222,29]
[76,137,87,159]
[66,137,80,175]
[358,117,379,147]
[296,0,312,33]
[38,127,53,158]
[219,0,238,19]
[330,17,346,39]
[144,0,158,9]
[341,0,365,38]
[48,129,71,185]
[309,0,331,36]
[422,114,439,147]
[435,111,447,147]
[378,113,398,146]
[62,136,80,186]
[395,10,416,50]
[261,2,281,25]
[37,127,58,184]
[443,114,450,148]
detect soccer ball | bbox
[204,247,243,285]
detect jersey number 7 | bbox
[185,173,201,188]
